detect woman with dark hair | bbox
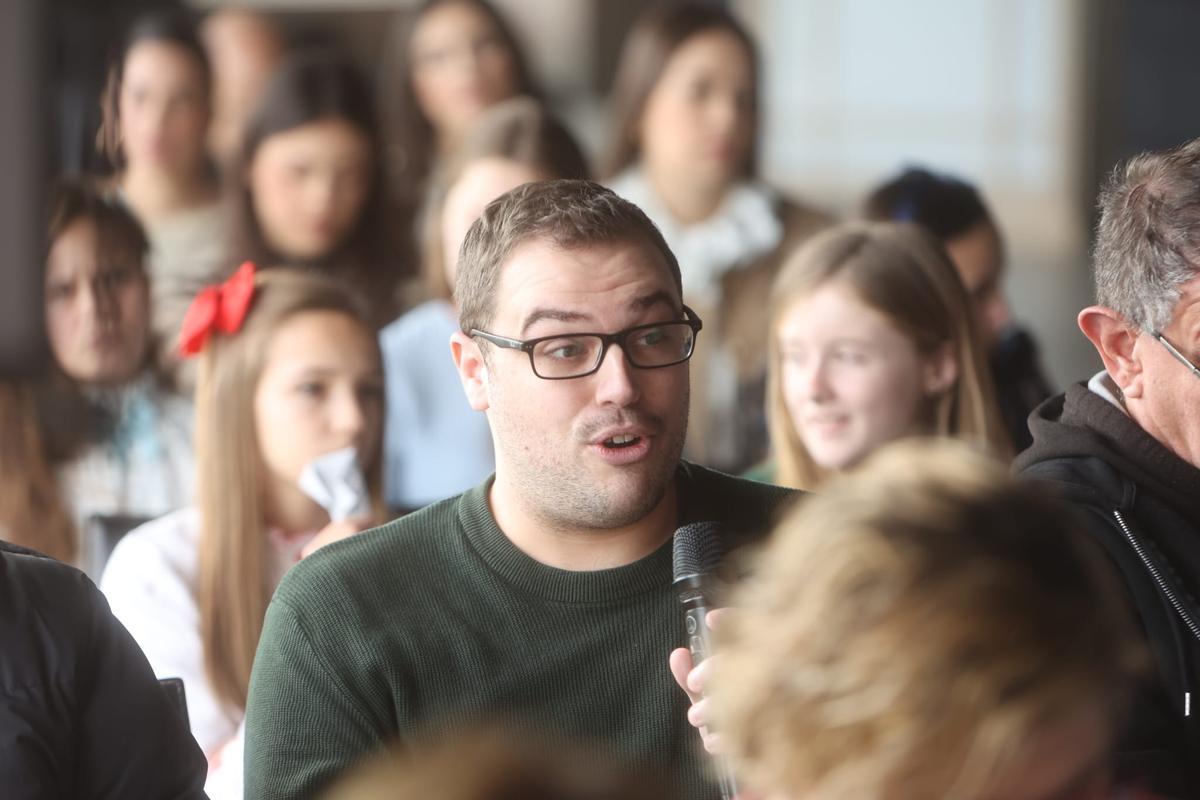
[379,0,538,258]
[863,167,1053,451]
[0,180,194,570]
[97,8,227,376]
[604,2,830,473]
[233,50,400,328]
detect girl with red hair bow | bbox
[100,264,386,800]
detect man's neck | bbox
[488,480,679,572]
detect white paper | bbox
[297,446,370,522]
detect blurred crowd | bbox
[3,3,1199,800]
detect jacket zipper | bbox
[1114,510,1200,640]
[1113,509,1199,718]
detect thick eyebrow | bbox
[519,290,679,337]
[519,309,593,336]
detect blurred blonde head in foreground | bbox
[324,728,672,800]
[714,440,1146,800]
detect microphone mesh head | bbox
[672,521,724,581]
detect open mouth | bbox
[602,434,643,450]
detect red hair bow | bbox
[177,261,258,357]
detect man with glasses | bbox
[1018,139,1200,793]
[244,180,793,800]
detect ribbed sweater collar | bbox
[456,476,687,605]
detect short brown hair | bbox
[454,179,682,335]
[714,440,1145,799]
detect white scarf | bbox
[608,168,784,307]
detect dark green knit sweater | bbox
[243,461,795,799]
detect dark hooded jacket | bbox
[1016,381,1200,795]
[0,541,208,799]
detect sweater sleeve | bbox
[243,595,388,800]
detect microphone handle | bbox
[680,588,740,800]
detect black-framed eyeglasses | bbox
[1153,331,1200,381]
[471,305,703,380]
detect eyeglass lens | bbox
[530,322,695,378]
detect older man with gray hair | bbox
[1017,138,1200,792]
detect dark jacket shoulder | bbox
[1016,388,1200,793]
[679,460,799,553]
[0,543,207,799]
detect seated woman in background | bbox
[100,267,386,799]
[604,2,830,473]
[232,50,400,328]
[380,96,589,512]
[379,0,538,260]
[714,441,1146,799]
[98,8,227,375]
[863,167,1053,452]
[753,222,1007,489]
[44,180,194,571]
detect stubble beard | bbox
[499,395,690,534]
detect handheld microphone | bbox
[672,521,738,800]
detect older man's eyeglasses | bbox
[1153,332,1200,381]
[471,306,703,380]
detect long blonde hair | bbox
[766,222,1008,490]
[195,268,383,711]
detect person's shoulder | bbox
[741,460,777,486]
[0,542,89,591]
[104,508,200,573]
[680,461,800,541]
[1019,453,1129,512]
[0,543,99,638]
[272,493,465,610]
[1015,384,1129,508]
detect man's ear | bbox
[450,331,490,412]
[922,340,959,396]
[1078,305,1144,399]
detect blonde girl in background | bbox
[714,441,1145,799]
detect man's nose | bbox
[593,344,641,407]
